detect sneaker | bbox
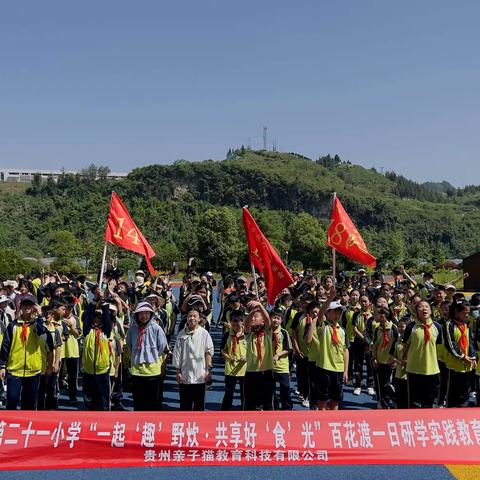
[302,399,310,408]
[353,387,361,396]
[367,387,376,396]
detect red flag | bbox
[242,208,293,304]
[104,192,157,275]
[327,196,376,268]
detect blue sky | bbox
[1,1,479,186]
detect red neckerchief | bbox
[232,334,238,354]
[21,322,29,344]
[256,329,265,366]
[95,327,103,354]
[331,323,339,346]
[381,325,390,350]
[138,324,146,350]
[273,328,280,353]
[455,321,468,356]
[421,322,432,346]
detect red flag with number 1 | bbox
[104,192,157,275]
[242,207,293,304]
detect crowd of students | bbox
[0,265,478,412]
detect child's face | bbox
[440,304,450,318]
[271,315,282,329]
[360,296,370,310]
[231,320,243,332]
[327,308,342,324]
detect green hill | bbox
[1,150,479,274]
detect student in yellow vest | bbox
[0,295,13,404]
[0,295,54,410]
[282,291,300,335]
[443,299,477,407]
[277,293,293,323]
[403,300,442,408]
[107,302,126,410]
[430,286,447,321]
[82,289,112,411]
[244,300,274,410]
[352,295,374,395]
[220,309,247,410]
[474,306,480,406]
[304,300,324,410]
[271,308,293,410]
[436,300,451,407]
[127,301,168,410]
[342,289,360,384]
[290,294,316,407]
[311,297,349,410]
[38,305,62,410]
[372,307,398,409]
[389,318,408,408]
[58,297,81,403]
[390,288,408,323]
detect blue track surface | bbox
[0,465,456,480]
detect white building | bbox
[0,168,128,183]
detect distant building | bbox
[0,168,128,183]
[463,252,480,291]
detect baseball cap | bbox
[326,301,346,312]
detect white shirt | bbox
[173,326,214,384]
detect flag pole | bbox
[332,192,337,285]
[99,191,113,289]
[251,263,259,301]
[98,242,108,289]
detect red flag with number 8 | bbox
[327,196,376,268]
[104,192,156,274]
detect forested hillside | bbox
[1,149,479,276]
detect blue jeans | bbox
[6,373,41,410]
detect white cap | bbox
[133,302,155,315]
[4,280,18,289]
[444,284,456,291]
[0,295,10,304]
[206,271,213,277]
[326,301,346,311]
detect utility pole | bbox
[263,126,267,150]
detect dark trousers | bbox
[110,367,124,408]
[374,363,395,408]
[476,375,480,407]
[295,356,310,399]
[353,340,373,389]
[393,377,408,409]
[244,370,274,411]
[308,361,320,406]
[179,383,206,411]
[273,372,293,410]
[446,370,471,408]
[61,358,79,401]
[6,373,40,410]
[38,373,58,410]
[221,375,244,410]
[347,342,355,382]
[132,375,163,411]
[407,372,440,408]
[438,360,449,406]
[83,372,110,411]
